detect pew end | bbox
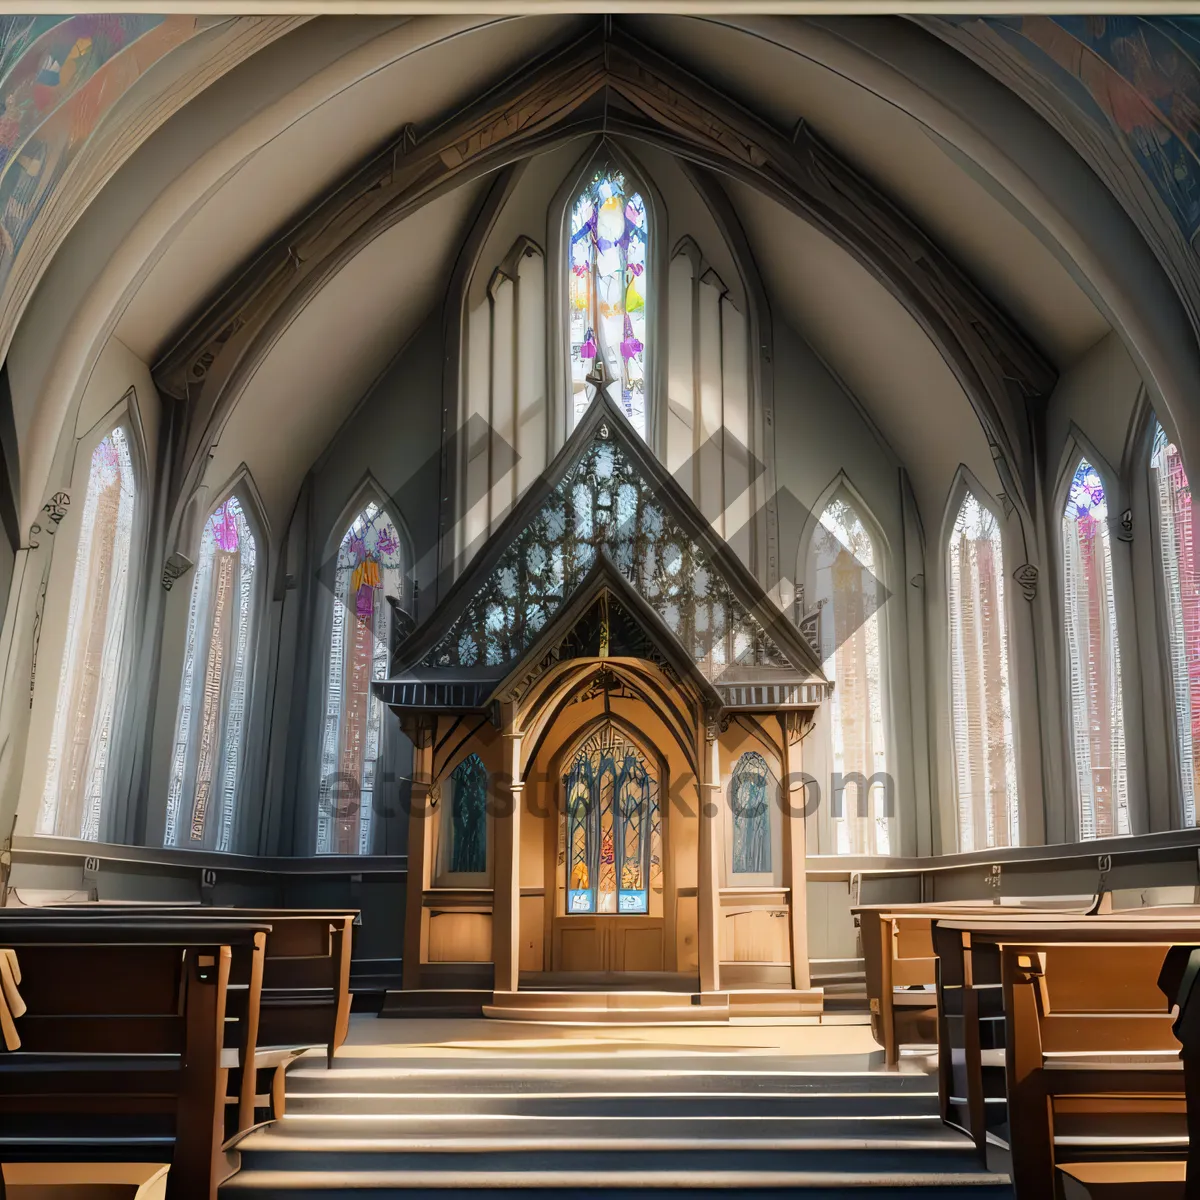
[1058,1160,1186,1199]
[1,1163,170,1200]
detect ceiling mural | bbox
[0,14,217,298]
[928,16,1200,329]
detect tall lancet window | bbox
[39,427,137,840]
[317,501,404,855]
[811,496,889,854]
[1151,424,1200,826]
[1062,459,1129,838]
[947,492,1018,851]
[164,497,257,851]
[569,167,648,437]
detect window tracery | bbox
[947,491,1018,851]
[39,427,137,841]
[317,501,405,855]
[1151,424,1200,827]
[424,431,790,680]
[810,495,889,855]
[569,168,648,438]
[1062,458,1129,838]
[564,724,661,915]
[164,496,257,851]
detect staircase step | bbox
[286,1068,931,1097]
[284,1092,939,1118]
[222,1167,1012,1196]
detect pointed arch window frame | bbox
[163,472,268,853]
[315,482,413,857]
[1056,436,1133,843]
[31,391,148,844]
[552,140,666,456]
[941,471,1021,853]
[798,474,894,857]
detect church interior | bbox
[3,9,1200,1199]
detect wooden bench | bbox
[0,918,269,1200]
[22,905,357,1132]
[854,898,1095,1064]
[934,915,1200,1196]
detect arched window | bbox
[38,426,138,840]
[810,495,889,855]
[1062,458,1129,838]
[1151,424,1200,826]
[569,167,648,438]
[729,752,774,875]
[947,491,1019,851]
[438,753,489,878]
[164,496,257,851]
[316,501,405,855]
[564,724,661,914]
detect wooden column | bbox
[492,702,523,994]
[697,712,722,994]
[402,718,434,990]
[781,710,811,991]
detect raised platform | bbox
[383,986,827,1024]
[483,989,825,1024]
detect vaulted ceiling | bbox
[3,13,1194,552]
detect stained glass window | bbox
[445,753,488,875]
[1062,459,1129,838]
[569,168,648,438]
[424,430,790,679]
[563,724,661,915]
[729,752,774,875]
[38,427,137,841]
[1151,425,1200,827]
[948,493,1019,851]
[164,497,257,851]
[811,496,889,855]
[317,502,405,855]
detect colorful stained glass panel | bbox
[317,502,405,855]
[569,169,648,438]
[1151,425,1200,827]
[164,496,257,851]
[1062,459,1129,838]
[39,427,137,841]
[948,493,1018,851]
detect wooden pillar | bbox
[402,718,434,990]
[492,702,523,993]
[781,710,811,990]
[697,712,722,994]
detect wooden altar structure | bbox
[377,393,830,1018]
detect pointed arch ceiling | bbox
[147,23,1056,530]
[14,12,1176,551]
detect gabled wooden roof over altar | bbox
[377,392,830,719]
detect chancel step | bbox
[222,1044,1013,1197]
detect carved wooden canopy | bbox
[376,391,831,721]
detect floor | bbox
[221,1015,1013,1197]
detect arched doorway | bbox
[549,720,669,976]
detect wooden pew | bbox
[12,905,357,1132]
[854,898,1095,1065]
[1156,943,1200,1199]
[0,918,269,1200]
[933,915,1200,1196]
